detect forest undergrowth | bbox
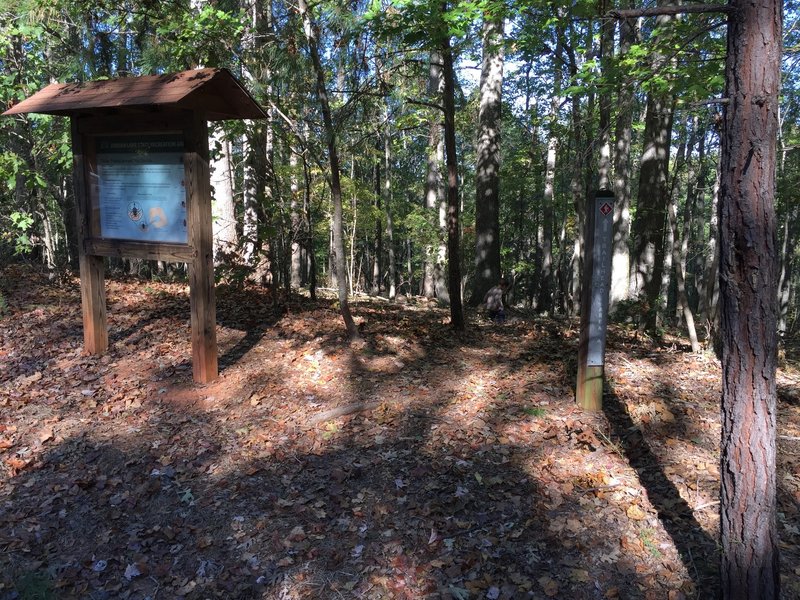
[1,264,799,599]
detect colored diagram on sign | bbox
[97,152,188,244]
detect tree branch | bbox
[608,4,733,19]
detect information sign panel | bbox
[96,135,187,244]
[586,192,615,366]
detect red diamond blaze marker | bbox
[599,202,612,216]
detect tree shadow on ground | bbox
[0,385,645,599]
[0,307,684,599]
[602,383,719,592]
[1,274,734,598]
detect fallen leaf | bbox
[626,505,647,521]
[124,563,141,580]
[538,575,559,597]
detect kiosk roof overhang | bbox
[2,68,267,121]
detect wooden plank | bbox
[3,70,216,115]
[86,239,196,262]
[77,113,191,136]
[72,118,108,354]
[184,113,218,383]
[4,69,266,121]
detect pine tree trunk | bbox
[373,138,383,295]
[303,139,317,299]
[690,121,709,317]
[719,0,781,595]
[662,121,691,319]
[568,94,585,318]
[705,161,721,334]
[538,25,561,313]
[290,139,302,289]
[241,124,262,268]
[610,11,636,309]
[667,174,700,352]
[422,50,448,302]
[778,205,797,335]
[629,3,676,333]
[209,128,238,263]
[630,90,675,329]
[471,13,504,305]
[441,31,464,330]
[384,108,397,300]
[597,0,613,190]
[299,0,358,339]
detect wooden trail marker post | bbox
[576,189,615,411]
[3,69,266,383]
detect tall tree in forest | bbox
[718,0,782,595]
[470,8,504,305]
[629,3,676,331]
[209,128,238,261]
[298,0,359,339]
[422,50,448,302]
[536,14,565,314]
[442,23,464,330]
[383,101,397,300]
[610,9,636,308]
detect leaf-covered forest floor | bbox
[1,264,799,600]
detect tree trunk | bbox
[441,30,464,330]
[373,138,383,295]
[470,13,504,306]
[290,141,302,289]
[348,159,357,296]
[597,0,613,191]
[384,107,397,300]
[241,123,263,269]
[538,25,563,314]
[662,120,691,319]
[629,2,676,333]
[719,0,782,596]
[629,90,674,329]
[778,204,797,335]
[611,11,636,309]
[690,121,709,317]
[299,0,358,339]
[667,168,700,352]
[422,50,448,302]
[302,134,317,299]
[209,128,238,263]
[705,160,722,336]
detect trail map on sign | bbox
[97,135,188,244]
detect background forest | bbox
[0,0,798,341]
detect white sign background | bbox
[97,136,188,244]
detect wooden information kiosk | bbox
[3,69,266,383]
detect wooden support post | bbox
[72,119,108,354]
[6,71,268,384]
[576,190,615,411]
[184,113,218,383]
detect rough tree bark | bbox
[470,12,504,306]
[422,51,448,302]
[299,0,358,339]
[719,0,782,596]
[384,104,397,300]
[209,128,238,262]
[441,28,464,330]
[629,2,675,332]
[537,20,563,314]
[611,10,636,309]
